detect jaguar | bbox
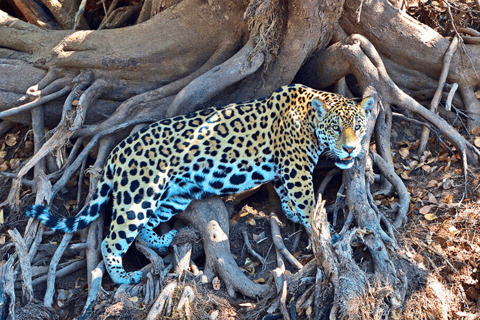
[26,84,374,284]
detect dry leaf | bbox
[409,160,419,169]
[253,278,265,284]
[419,206,432,214]
[212,277,221,290]
[239,303,255,308]
[472,127,480,135]
[399,147,410,159]
[401,171,412,180]
[245,217,256,226]
[426,180,438,188]
[424,213,437,220]
[422,165,432,173]
[239,210,250,218]
[128,296,139,302]
[412,254,424,262]
[444,195,453,204]
[0,208,3,224]
[448,226,459,236]
[438,153,449,162]
[4,133,17,147]
[427,192,437,203]
[0,161,9,171]
[445,159,451,171]
[475,137,480,148]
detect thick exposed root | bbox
[178,197,272,298]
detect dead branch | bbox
[0,86,71,119]
[177,285,194,320]
[0,256,16,319]
[173,243,192,278]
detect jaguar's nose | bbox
[343,145,355,154]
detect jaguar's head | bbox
[312,93,375,169]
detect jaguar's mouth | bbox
[334,156,354,168]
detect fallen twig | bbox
[241,229,266,266]
[31,260,86,286]
[173,243,192,278]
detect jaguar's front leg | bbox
[272,179,301,224]
[277,173,316,228]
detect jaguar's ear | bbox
[360,96,375,113]
[312,98,328,118]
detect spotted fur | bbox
[26,84,374,284]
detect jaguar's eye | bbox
[332,125,340,132]
[354,124,361,131]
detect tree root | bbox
[79,262,105,320]
[270,213,303,270]
[178,197,271,298]
[166,38,264,117]
[145,281,177,320]
[44,233,73,307]
[418,35,459,155]
[371,151,410,228]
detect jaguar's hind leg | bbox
[138,196,191,250]
[101,207,149,284]
[138,216,178,253]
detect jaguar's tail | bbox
[26,164,114,233]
